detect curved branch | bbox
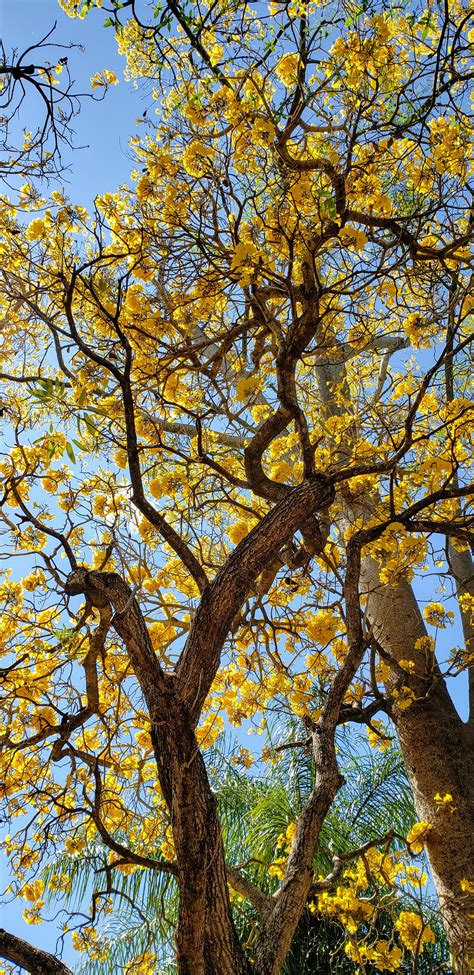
[0,930,72,975]
[226,865,273,918]
[177,473,335,725]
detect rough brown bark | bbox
[151,706,250,975]
[0,929,73,975]
[66,570,248,975]
[361,555,474,973]
[253,727,342,975]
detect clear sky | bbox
[1,0,142,204]
[0,1,469,968]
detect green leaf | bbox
[65,442,76,463]
[83,414,97,435]
[421,15,432,40]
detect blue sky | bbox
[0,0,470,967]
[1,0,141,204]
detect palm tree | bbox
[41,725,450,974]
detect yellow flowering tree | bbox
[0,0,473,973]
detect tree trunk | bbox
[361,556,474,973]
[65,569,250,975]
[447,542,474,741]
[152,705,250,975]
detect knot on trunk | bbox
[64,568,113,609]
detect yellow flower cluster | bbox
[125,952,157,975]
[71,926,108,961]
[391,685,416,710]
[160,825,175,861]
[406,821,432,854]
[230,240,263,288]
[366,720,391,751]
[429,116,468,177]
[25,218,49,242]
[306,609,340,645]
[315,886,374,933]
[338,225,368,252]
[48,873,71,892]
[330,16,402,91]
[345,938,402,972]
[90,70,119,90]
[423,602,455,628]
[369,523,427,585]
[402,312,437,348]
[268,857,287,880]
[275,53,300,87]
[433,792,457,813]
[395,911,435,952]
[21,878,44,902]
[182,140,216,178]
[268,821,297,879]
[344,847,402,891]
[231,747,254,769]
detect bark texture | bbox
[361,555,474,973]
[0,929,73,975]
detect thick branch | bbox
[176,474,335,724]
[64,569,171,723]
[0,930,72,975]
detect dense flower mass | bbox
[395,911,436,952]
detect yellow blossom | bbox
[182,140,216,178]
[235,375,261,402]
[25,219,49,242]
[423,603,455,628]
[268,856,287,880]
[345,938,403,972]
[275,53,300,87]
[406,821,432,854]
[90,70,119,90]
[395,911,435,952]
[21,879,45,902]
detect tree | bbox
[0,0,472,973]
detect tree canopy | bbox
[0,1,473,974]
